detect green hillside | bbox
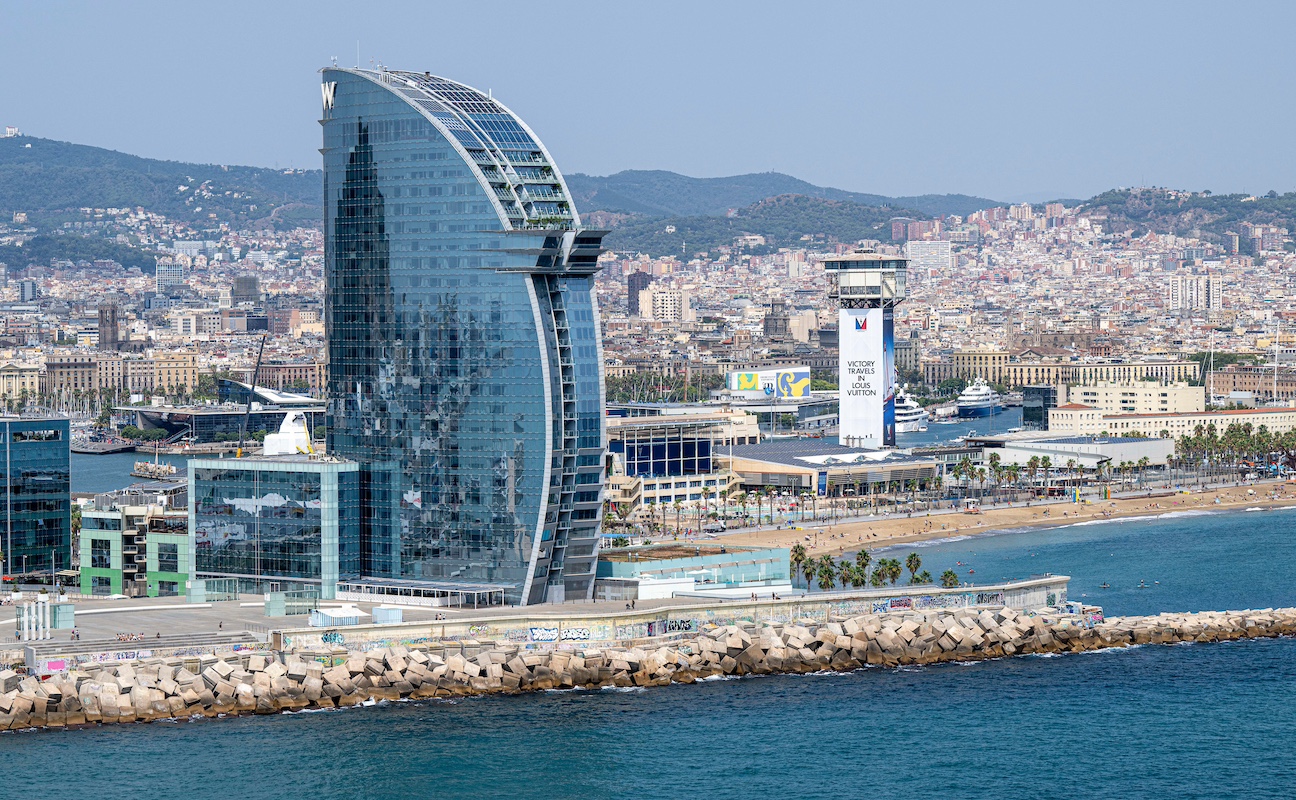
[0,136,322,226]
[0,234,160,272]
[566,169,1000,218]
[1081,188,1296,250]
[601,194,913,256]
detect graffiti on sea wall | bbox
[916,594,969,610]
[616,622,650,639]
[529,627,559,643]
[268,578,1072,655]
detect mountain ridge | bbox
[565,169,1001,219]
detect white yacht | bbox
[956,377,1004,418]
[894,387,929,432]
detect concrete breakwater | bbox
[3,605,1296,732]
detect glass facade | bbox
[321,68,607,604]
[190,456,360,599]
[1,418,71,577]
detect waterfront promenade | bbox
[718,478,1296,555]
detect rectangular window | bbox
[91,539,112,569]
[157,542,179,573]
[12,428,61,442]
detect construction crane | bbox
[236,332,268,458]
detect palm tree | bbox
[816,555,838,591]
[905,552,922,582]
[883,558,903,586]
[916,570,933,584]
[790,543,808,581]
[987,452,1002,503]
[838,560,855,589]
[700,486,714,521]
[940,569,960,588]
[1026,455,1041,492]
[802,557,818,587]
[1040,456,1053,491]
[854,549,871,576]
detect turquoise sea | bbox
[7,508,1296,799]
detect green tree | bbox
[940,569,960,588]
[816,556,838,591]
[905,552,922,583]
[790,543,808,578]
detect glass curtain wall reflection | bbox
[1,418,71,577]
[190,456,359,598]
[321,68,607,604]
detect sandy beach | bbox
[718,481,1296,557]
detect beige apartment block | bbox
[1067,382,1204,415]
[0,361,40,399]
[923,350,1199,387]
[153,351,200,394]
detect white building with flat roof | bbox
[1048,406,1296,438]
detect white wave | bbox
[1245,507,1264,512]
[599,685,646,693]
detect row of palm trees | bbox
[949,452,1071,500]
[1174,422,1296,478]
[790,546,937,591]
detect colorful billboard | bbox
[728,367,811,398]
[839,308,895,448]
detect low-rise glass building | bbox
[1,417,71,579]
[189,455,359,599]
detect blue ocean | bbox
[7,508,1296,799]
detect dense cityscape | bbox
[3,5,1296,795]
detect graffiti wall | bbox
[273,577,1072,654]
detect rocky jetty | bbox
[3,606,1295,732]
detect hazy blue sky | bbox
[3,1,1293,201]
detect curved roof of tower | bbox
[327,67,579,230]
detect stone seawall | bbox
[3,606,1294,732]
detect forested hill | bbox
[1080,188,1296,247]
[0,136,322,227]
[566,169,1000,218]
[599,194,914,256]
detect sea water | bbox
[6,509,1296,799]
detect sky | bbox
[2,0,1294,202]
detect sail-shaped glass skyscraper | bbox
[320,68,606,605]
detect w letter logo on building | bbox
[321,81,337,112]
